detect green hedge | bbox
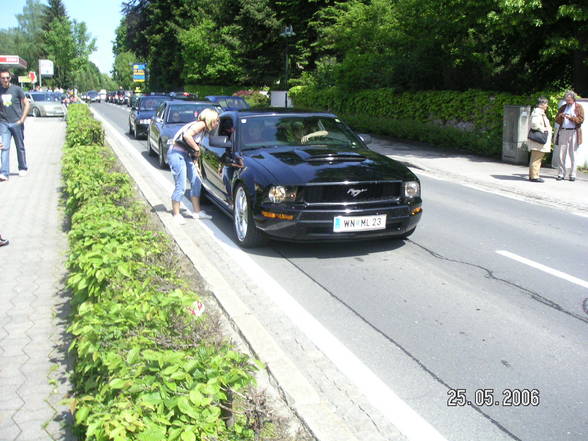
[289,86,563,157]
[63,104,268,441]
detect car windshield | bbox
[239,116,362,150]
[139,97,166,110]
[165,104,213,123]
[215,97,248,109]
[31,93,61,102]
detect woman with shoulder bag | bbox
[527,97,552,183]
[168,108,220,223]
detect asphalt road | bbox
[92,102,588,441]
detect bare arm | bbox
[19,97,31,124]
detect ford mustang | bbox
[200,110,423,247]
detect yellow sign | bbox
[18,76,31,83]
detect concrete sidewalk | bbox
[369,136,588,215]
[0,118,73,440]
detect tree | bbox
[0,0,46,75]
[42,0,67,32]
[112,50,137,89]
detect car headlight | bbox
[140,119,151,124]
[403,181,420,198]
[268,186,297,203]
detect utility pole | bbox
[279,25,295,108]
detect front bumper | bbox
[254,200,422,241]
[135,122,149,135]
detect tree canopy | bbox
[0,0,112,91]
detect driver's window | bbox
[218,118,235,139]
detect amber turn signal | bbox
[261,211,294,220]
[411,207,422,216]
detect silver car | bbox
[25,92,65,117]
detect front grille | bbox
[302,182,401,203]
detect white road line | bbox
[496,250,588,289]
[94,110,451,441]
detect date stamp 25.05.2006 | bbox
[447,388,540,407]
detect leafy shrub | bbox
[66,104,104,147]
[290,86,565,157]
[235,90,270,108]
[63,107,284,441]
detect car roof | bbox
[223,108,337,118]
[164,99,215,105]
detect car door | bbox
[149,102,166,152]
[201,116,234,204]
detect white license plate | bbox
[333,214,387,233]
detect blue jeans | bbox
[167,148,202,201]
[0,121,27,176]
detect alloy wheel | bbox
[234,186,248,242]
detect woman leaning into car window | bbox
[168,108,219,223]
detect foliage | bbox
[1,0,112,91]
[290,86,565,156]
[234,90,270,108]
[63,103,294,441]
[178,19,243,85]
[309,0,586,94]
[112,51,138,90]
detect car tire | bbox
[133,125,138,139]
[233,184,265,248]
[32,108,40,117]
[147,138,156,157]
[158,141,168,169]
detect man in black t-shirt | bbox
[0,69,31,181]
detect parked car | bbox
[199,109,423,247]
[205,95,250,111]
[128,95,169,139]
[98,89,107,102]
[147,100,222,168]
[25,92,65,117]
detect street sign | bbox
[39,59,54,76]
[133,63,146,82]
[0,55,28,69]
[28,71,37,83]
[18,76,31,83]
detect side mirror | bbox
[209,135,232,149]
[358,134,372,145]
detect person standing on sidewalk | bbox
[555,91,583,181]
[0,68,30,181]
[168,108,219,223]
[527,97,552,183]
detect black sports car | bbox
[200,110,423,247]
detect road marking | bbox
[94,109,452,441]
[497,250,588,289]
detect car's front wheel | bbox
[233,184,265,248]
[32,108,40,117]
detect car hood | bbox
[243,145,417,184]
[137,109,157,119]
[37,102,62,108]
